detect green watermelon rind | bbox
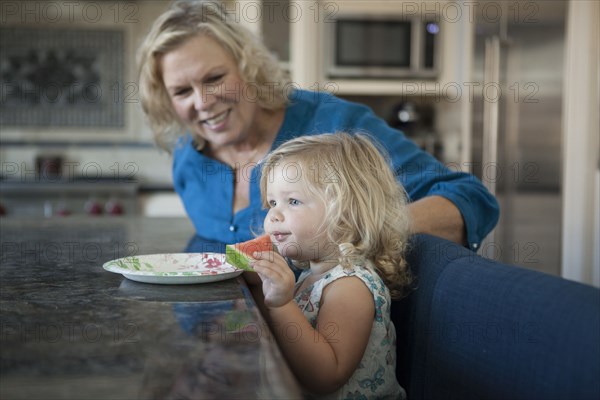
[225,244,255,272]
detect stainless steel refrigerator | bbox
[470,0,567,275]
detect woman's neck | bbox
[207,108,285,168]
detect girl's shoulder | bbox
[318,263,387,296]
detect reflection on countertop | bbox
[0,217,302,399]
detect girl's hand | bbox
[251,251,295,308]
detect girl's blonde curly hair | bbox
[260,133,413,299]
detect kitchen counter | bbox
[0,217,302,399]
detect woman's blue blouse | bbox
[173,90,499,251]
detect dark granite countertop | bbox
[0,217,302,399]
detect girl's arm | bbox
[252,252,375,394]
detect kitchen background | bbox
[0,1,598,285]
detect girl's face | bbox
[160,34,262,150]
[263,163,331,263]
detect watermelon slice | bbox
[225,234,273,271]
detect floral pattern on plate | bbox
[102,253,242,285]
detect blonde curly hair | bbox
[137,1,290,151]
[260,133,413,299]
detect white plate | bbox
[102,253,242,284]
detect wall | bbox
[561,0,600,287]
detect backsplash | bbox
[0,27,125,128]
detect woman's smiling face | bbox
[160,34,261,150]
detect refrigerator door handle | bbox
[480,36,502,253]
[482,36,501,197]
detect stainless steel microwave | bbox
[325,16,440,79]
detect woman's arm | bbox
[408,195,467,245]
[315,96,499,249]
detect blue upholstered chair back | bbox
[392,234,600,400]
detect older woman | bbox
[137,1,498,251]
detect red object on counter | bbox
[56,206,71,217]
[105,199,124,215]
[85,199,103,215]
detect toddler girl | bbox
[251,133,411,399]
